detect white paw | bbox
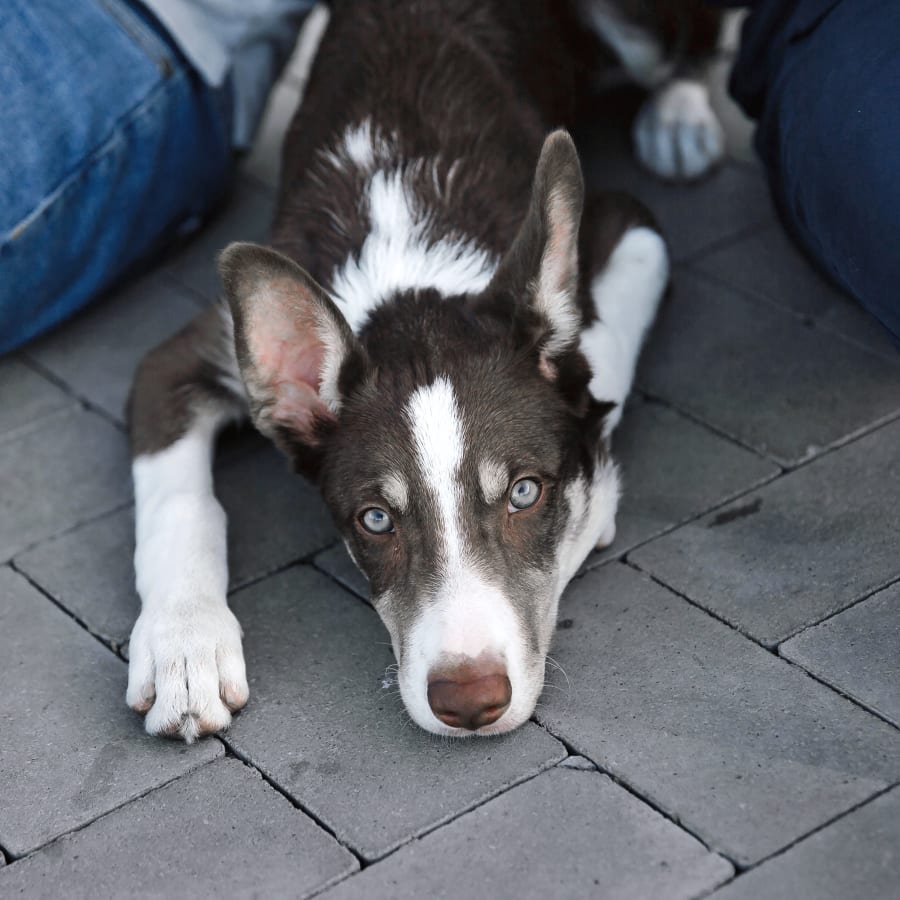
[633,79,725,180]
[126,604,249,742]
[595,518,617,551]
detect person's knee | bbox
[755,11,900,340]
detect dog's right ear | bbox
[219,242,365,463]
[485,130,584,365]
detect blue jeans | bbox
[0,0,233,355]
[730,0,900,348]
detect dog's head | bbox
[220,132,619,735]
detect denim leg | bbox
[737,0,900,349]
[0,0,233,354]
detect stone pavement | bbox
[2,16,899,900]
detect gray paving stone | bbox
[630,418,900,646]
[221,443,338,587]
[637,270,900,465]
[25,272,201,422]
[709,787,900,900]
[0,568,222,858]
[557,755,598,771]
[15,507,139,649]
[163,179,275,303]
[0,409,131,562]
[15,443,336,648]
[692,224,899,359]
[283,3,330,89]
[242,80,302,190]
[313,543,371,602]
[322,768,732,900]
[224,565,566,860]
[0,759,357,899]
[781,583,900,727]
[585,398,779,569]
[580,122,774,262]
[0,358,72,440]
[537,563,900,866]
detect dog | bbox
[126,0,723,741]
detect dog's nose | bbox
[427,664,512,730]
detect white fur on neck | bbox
[324,123,497,333]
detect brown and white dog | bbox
[126,0,723,741]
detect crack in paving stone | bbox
[708,497,763,527]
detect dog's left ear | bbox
[219,242,366,468]
[487,129,584,365]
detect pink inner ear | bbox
[538,352,558,382]
[249,279,337,438]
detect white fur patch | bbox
[329,165,496,333]
[633,79,726,180]
[556,458,621,587]
[578,0,672,88]
[478,458,508,505]
[128,414,248,741]
[380,472,410,513]
[321,118,388,173]
[580,227,669,437]
[405,376,465,567]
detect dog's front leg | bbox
[126,306,249,742]
[578,196,670,549]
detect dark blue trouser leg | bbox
[732,0,900,348]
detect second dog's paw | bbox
[126,604,249,742]
[633,79,725,181]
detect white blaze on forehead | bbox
[380,472,409,513]
[405,375,465,565]
[478,458,508,505]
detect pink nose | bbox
[427,662,512,731]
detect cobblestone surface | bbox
[1,21,897,897]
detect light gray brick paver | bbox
[0,759,357,899]
[0,358,71,439]
[538,563,900,866]
[15,443,336,648]
[630,417,900,646]
[691,224,899,359]
[242,80,301,189]
[0,408,131,562]
[0,568,222,858]
[637,270,900,466]
[162,178,275,303]
[321,768,733,900]
[781,582,900,727]
[224,565,566,860]
[313,543,371,602]
[25,272,201,422]
[709,787,900,900]
[581,124,774,262]
[585,398,779,568]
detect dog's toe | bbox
[126,605,248,741]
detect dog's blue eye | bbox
[361,507,394,534]
[509,478,541,511]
